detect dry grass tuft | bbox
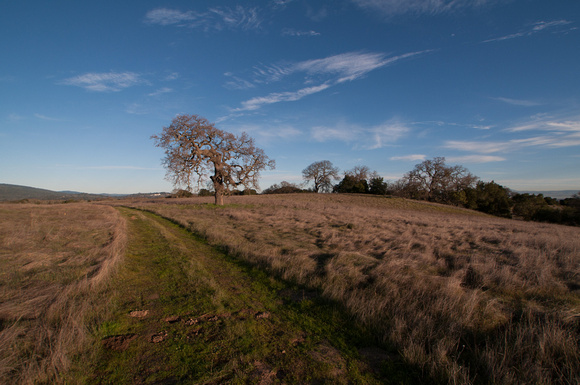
[0,203,126,384]
[126,193,580,384]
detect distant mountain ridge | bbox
[516,190,578,200]
[0,183,171,202]
[0,183,114,202]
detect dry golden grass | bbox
[127,193,580,384]
[0,203,126,384]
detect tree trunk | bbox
[215,192,224,205]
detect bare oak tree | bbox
[346,165,371,182]
[402,157,477,202]
[152,114,275,205]
[302,160,340,193]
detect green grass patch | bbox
[69,207,428,384]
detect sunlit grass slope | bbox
[128,193,580,385]
[0,203,126,384]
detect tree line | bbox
[153,114,578,226]
[266,158,580,226]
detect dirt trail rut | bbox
[85,208,405,384]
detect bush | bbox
[198,189,214,197]
[172,189,193,198]
[262,181,306,194]
[368,177,388,195]
[532,207,562,223]
[512,193,548,220]
[465,181,512,218]
[333,175,368,194]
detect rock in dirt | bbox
[163,315,181,323]
[184,318,199,326]
[129,310,149,318]
[150,331,168,343]
[255,311,270,320]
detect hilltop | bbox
[0,183,110,201]
[0,183,170,202]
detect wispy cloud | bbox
[390,154,426,161]
[251,51,428,85]
[368,120,411,149]
[295,51,428,83]
[236,83,331,111]
[532,20,573,32]
[61,72,146,92]
[164,72,179,81]
[483,20,574,43]
[311,121,359,143]
[282,28,320,37]
[148,87,173,97]
[232,50,429,112]
[144,8,199,26]
[34,113,62,121]
[145,6,261,31]
[507,119,580,133]
[444,136,580,153]
[414,120,494,130]
[492,97,540,107]
[444,141,512,154]
[446,155,506,163]
[311,118,411,149]
[209,6,261,30]
[445,117,580,153]
[226,123,303,143]
[352,0,496,17]
[223,72,256,90]
[300,52,386,82]
[272,0,295,7]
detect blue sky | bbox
[1,0,579,194]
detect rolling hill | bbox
[0,183,110,202]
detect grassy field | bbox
[1,194,578,384]
[71,207,408,384]
[0,203,126,384]
[125,193,580,385]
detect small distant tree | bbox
[333,166,371,194]
[263,181,305,194]
[152,114,275,205]
[198,189,213,197]
[173,189,193,198]
[512,193,550,220]
[349,165,371,183]
[333,174,368,193]
[402,157,478,202]
[369,175,388,195]
[302,160,340,193]
[466,181,512,218]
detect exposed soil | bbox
[102,334,137,351]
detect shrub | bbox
[173,189,193,198]
[198,189,214,197]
